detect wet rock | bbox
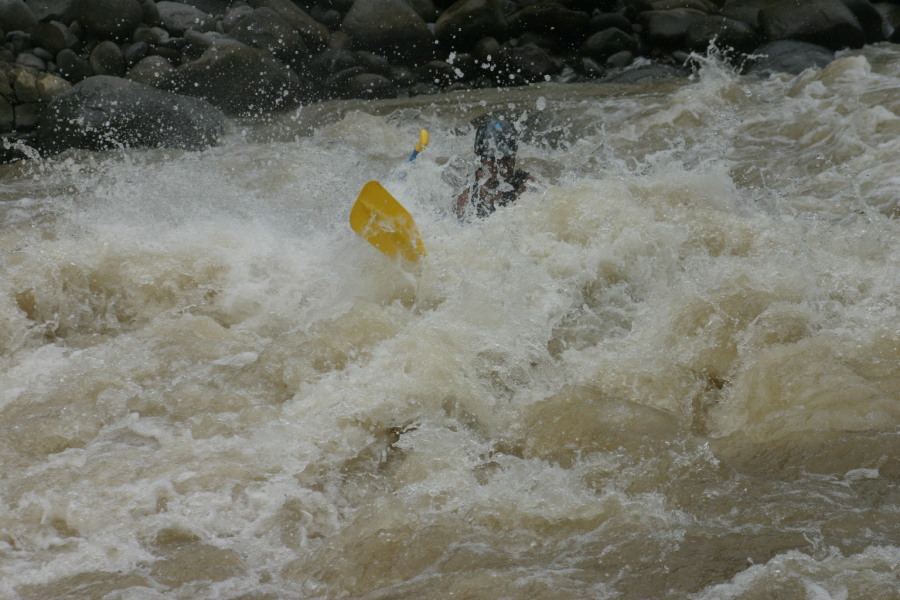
[308,47,357,79]
[34,70,70,100]
[221,2,253,31]
[156,1,215,35]
[176,0,230,14]
[89,40,126,76]
[408,0,438,22]
[650,0,718,11]
[684,15,758,53]
[581,27,639,62]
[68,0,144,40]
[323,65,365,98]
[639,8,708,49]
[159,43,303,115]
[0,96,13,130]
[408,81,440,96]
[434,0,507,50]
[745,40,834,76]
[30,20,78,55]
[24,0,73,22]
[417,59,460,87]
[719,0,768,26]
[126,54,175,86]
[14,100,40,128]
[139,0,161,26]
[606,49,635,69]
[604,62,683,82]
[389,65,415,88]
[759,0,865,50]
[589,12,634,34]
[246,0,330,52]
[123,41,149,66]
[229,7,309,68]
[580,56,606,78]
[0,0,37,32]
[508,4,590,50]
[839,0,885,44]
[309,5,341,30]
[355,51,392,77]
[56,48,93,82]
[341,0,434,62]
[344,72,395,99]
[13,67,38,102]
[15,52,46,71]
[498,43,560,84]
[33,75,226,153]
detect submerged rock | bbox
[33,75,226,153]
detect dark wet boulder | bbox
[0,0,37,32]
[33,75,226,153]
[588,12,633,34]
[745,40,834,76]
[246,0,330,52]
[498,43,560,85]
[417,59,460,87]
[56,48,93,82]
[126,54,175,86]
[308,48,357,79]
[508,4,590,50]
[759,0,865,50]
[341,0,433,62]
[604,62,684,83]
[67,0,143,40]
[156,1,215,35]
[434,0,507,50]
[30,20,78,55]
[581,27,638,63]
[344,73,396,99]
[839,0,885,43]
[639,9,710,49]
[89,41,126,77]
[229,7,309,69]
[685,15,758,53]
[159,43,303,115]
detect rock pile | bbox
[1,0,898,159]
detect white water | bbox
[1,45,898,600]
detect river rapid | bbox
[1,44,898,600]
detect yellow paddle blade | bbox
[349,181,426,261]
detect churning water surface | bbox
[0,45,898,600]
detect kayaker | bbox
[454,116,534,221]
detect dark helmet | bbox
[474,117,518,158]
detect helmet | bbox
[474,117,518,158]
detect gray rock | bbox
[639,9,708,49]
[581,28,638,62]
[498,43,560,84]
[684,15,758,53]
[15,52,46,71]
[745,40,834,75]
[229,7,309,68]
[344,72,396,99]
[56,48,93,82]
[221,2,253,31]
[0,0,37,32]
[245,0,330,52]
[159,43,303,115]
[759,0,865,50]
[308,48,357,79]
[34,75,226,153]
[156,1,215,35]
[24,0,72,22]
[31,21,79,55]
[0,96,13,131]
[126,54,175,86]
[89,41,126,76]
[34,70,70,100]
[13,67,39,102]
[434,0,506,50]
[508,4,590,50]
[14,101,41,129]
[67,0,144,40]
[840,0,884,43]
[342,0,434,61]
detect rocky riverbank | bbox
[2,0,899,161]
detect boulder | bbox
[308,48,357,79]
[156,1,215,35]
[34,71,70,101]
[344,73,396,99]
[24,0,73,22]
[89,40,126,76]
[839,0,885,43]
[67,0,144,40]
[342,0,434,62]
[508,4,590,49]
[0,0,37,32]
[498,43,560,84]
[245,0,330,52]
[719,0,773,26]
[126,54,175,86]
[56,48,93,82]
[434,0,507,50]
[745,40,834,76]
[684,15,758,52]
[33,75,226,153]
[581,27,638,62]
[159,43,304,115]
[639,8,708,49]
[759,0,865,50]
[229,7,309,68]
[30,20,78,55]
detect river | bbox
[1,44,898,600]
